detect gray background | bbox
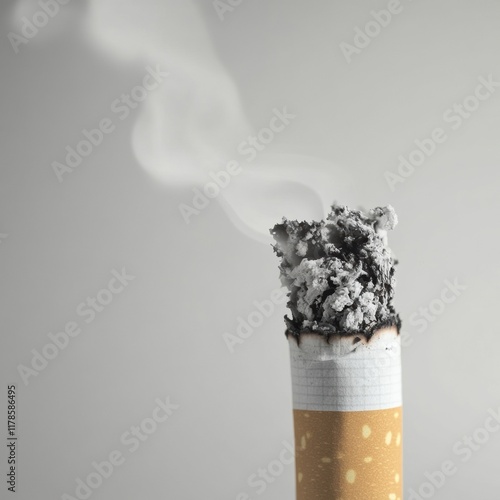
[1,0,499,499]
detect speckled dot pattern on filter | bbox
[293,408,402,499]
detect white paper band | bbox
[289,328,402,412]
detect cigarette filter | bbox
[290,327,402,499]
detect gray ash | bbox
[270,205,400,339]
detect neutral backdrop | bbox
[1,1,500,499]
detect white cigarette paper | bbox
[289,328,402,412]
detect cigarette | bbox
[271,205,402,499]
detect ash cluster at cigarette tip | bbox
[270,205,400,338]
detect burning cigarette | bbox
[271,205,402,499]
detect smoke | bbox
[84,0,353,242]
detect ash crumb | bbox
[270,204,400,338]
